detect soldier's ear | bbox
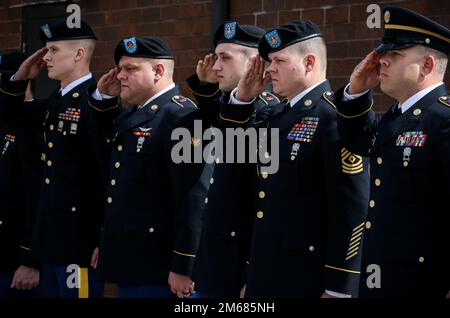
[74,47,85,62]
[153,63,165,80]
[304,53,317,72]
[421,54,435,77]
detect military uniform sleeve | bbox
[165,105,208,276]
[319,109,370,297]
[0,77,28,123]
[334,86,378,156]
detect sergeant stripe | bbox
[345,252,359,261]
[347,245,359,256]
[78,267,89,298]
[350,232,363,242]
[0,87,25,96]
[351,226,364,237]
[348,239,361,250]
[353,223,365,232]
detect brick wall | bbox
[0,0,449,112]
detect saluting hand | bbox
[197,53,218,84]
[90,247,99,269]
[235,55,271,102]
[14,48,48,81]
[97,67,121,97]
[349,51,381,94]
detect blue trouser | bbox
[41,264,104,298]
[0,275,39,298]
[117,283,176,298]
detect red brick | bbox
[326,42,347,59]
[328,23,355,41]
[279,10,301,25]
[95,26,121,41]
[174,20,195,35]
[302,9,324,25]
[94,41,117,57]
[84,13,106,27]
[142,7,161,21]
[161,5,180,20]
[349,4,370,23]
[325,6,348,24]
[230,0,263,15]
[229,14,255,25]
[0,21,20,34]
[119,24,138,38]
[193,18,211,34]
[174,66,196,83]
[263,0,287,12]
[6,7,20,20]
[80,0,101,12]
[328,58,360,77]
[180,2,211,18]
[0,8,7,21]
[354,21,382,40]
[256,13,278,29]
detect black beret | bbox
[214,21,266,48]
[376,6,449,54]
[258,20,323,61]
[0,51,27,73]
[39,19,97,44]
[114,36,174,64]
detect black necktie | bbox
[283,100,291,113]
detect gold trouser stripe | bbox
[385,24,450,43]
[78,267,89,298]
[324,264,361,274]
[0,87,25,96]
[173,250,196,258]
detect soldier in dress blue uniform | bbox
[334,6,450,298]
[0,52,41,298]
[226,20,370,297]
[88,36,207,298]
[3,20,108,298]
[186,22,279,298]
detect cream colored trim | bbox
[385,24,450,43]
[19,245,31,251]
[0,87,25,97]
[88,100,119,112]
[173,250,196,258]
[324,264,360,274]
[219,113,252,124]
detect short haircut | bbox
[288,37,327,73]
[416,45,448,75]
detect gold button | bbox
[49,124,54,131]
[48,142,53,149]
[419,256,425,263]
[374,179,381,186]
[365,221,372,229]
[47,160,52,167]
[309,245,315,252]
[425,38,430,44]
[115,162,120,168]
[215,157,220,164]
[204,197,208,204]
[45,178,50,184]
[290,156,295,161]
[256,211,264,219]
[261,171,268,179]
[376,157,383,165]
[41,153,46,161]
[259,191,265,199]
[136,148,141,153]
[107,197,112,204]
[63,131,67,136]
[148,227,155,233]
[264,152,270,159]
[403,161,409,167]
[71,207,76,212]
[117,145,123,151]
[151,104,158,111]
[413,109,422,116]
[72,92,79,98]
[230,231,236,237]
[111,179,116,186]
[0,220,2,225]
[304,99,312,106]
[210,178,214,184]
[369,200,375,208]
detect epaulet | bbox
[172,95,198,108]
[438,96,450,108]
[322,90,336,109]
[258,91,280,105]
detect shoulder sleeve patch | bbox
[438,96,450,108]
[258,91,280,105]
[322,91,336,109]
[172,95,198,108]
